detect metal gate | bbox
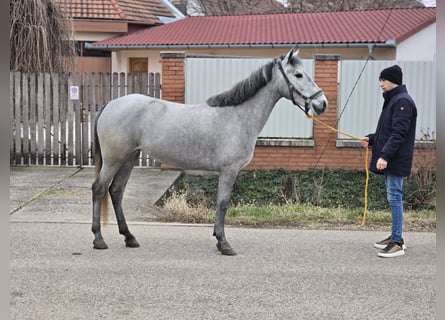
[10,71,161,167]
[185,56,315,139]
[338,60,436,141]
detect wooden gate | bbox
[10,71,161,167]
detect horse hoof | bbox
[93,239,108,250]
[216,242,237,256]
[220,247,237,256]
[125,238,140,248]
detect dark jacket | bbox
[367,85,417,177]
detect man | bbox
[360,65,417,258]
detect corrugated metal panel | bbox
[338,60,436,140]
[185,57,315,138]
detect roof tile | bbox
[55,0,175,24]
[90,8,436,48]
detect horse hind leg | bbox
[109,150,140,248]
[92,167,117,250]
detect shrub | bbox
[405,131,436,210]
[176,168,435,211]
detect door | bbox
[129,58,148,93]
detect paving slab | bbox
[10,166,182,223]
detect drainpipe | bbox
[368,44,375,60]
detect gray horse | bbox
[92,48,327,255]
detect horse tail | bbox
[94,104,109,224]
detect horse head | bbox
[278,48,328,116]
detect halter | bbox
[278,61,324,115]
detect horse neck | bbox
[236,81,283,135]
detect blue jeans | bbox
[385,173,404,243]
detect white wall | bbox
[396,23,436,61]
[74,32,121,42]
[112,50,163,73]
[109,46,395,74]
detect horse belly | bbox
[142,142,220,171]
[142,134,255,172]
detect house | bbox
[54,0,184,73]
[85,7,436,171]
[88,7,436,75]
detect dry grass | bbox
[163,191,213,223]
[161,191,436,232]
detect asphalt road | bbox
[10,167,436,320]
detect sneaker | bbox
[374,236,406,250]
[378,241,405,258]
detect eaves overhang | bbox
[86,41,397,51]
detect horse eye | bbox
[295,73,303,78]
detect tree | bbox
[10,0,76,72]
[178,0,286,16]
[172,0,424,16]
[283,0,424,12]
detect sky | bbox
[421,0,436,6]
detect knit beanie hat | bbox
[379,65,403,85]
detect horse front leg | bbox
[213,169,239,256]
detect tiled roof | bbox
[89,8,435,48]
[55,0,175,25]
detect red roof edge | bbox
[396,15,436,44]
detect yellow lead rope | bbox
[307,114,369,227]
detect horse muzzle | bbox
[310,95,328,116]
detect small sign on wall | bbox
[70,86,79,100]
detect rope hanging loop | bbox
[306,114,369,227]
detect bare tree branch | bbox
[10,0,76,72]
[172,0,424,15]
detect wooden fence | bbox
[10,72,161,166]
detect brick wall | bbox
[160,52,436,171]
[160,52,185,103]
[159,52,189,170]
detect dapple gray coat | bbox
[91,49,328,255]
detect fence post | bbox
[59,73,67,165]
[160,52,185,103]
[13,72,22,164]
[22,73,29,165]
[52,73,60,165]
[44,73,52,165]
[72,73,82,166]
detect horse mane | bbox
[206,59,277,107]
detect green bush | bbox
[179,168,435,211]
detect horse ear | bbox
[282,48,294,64]
[290,48,302,66]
